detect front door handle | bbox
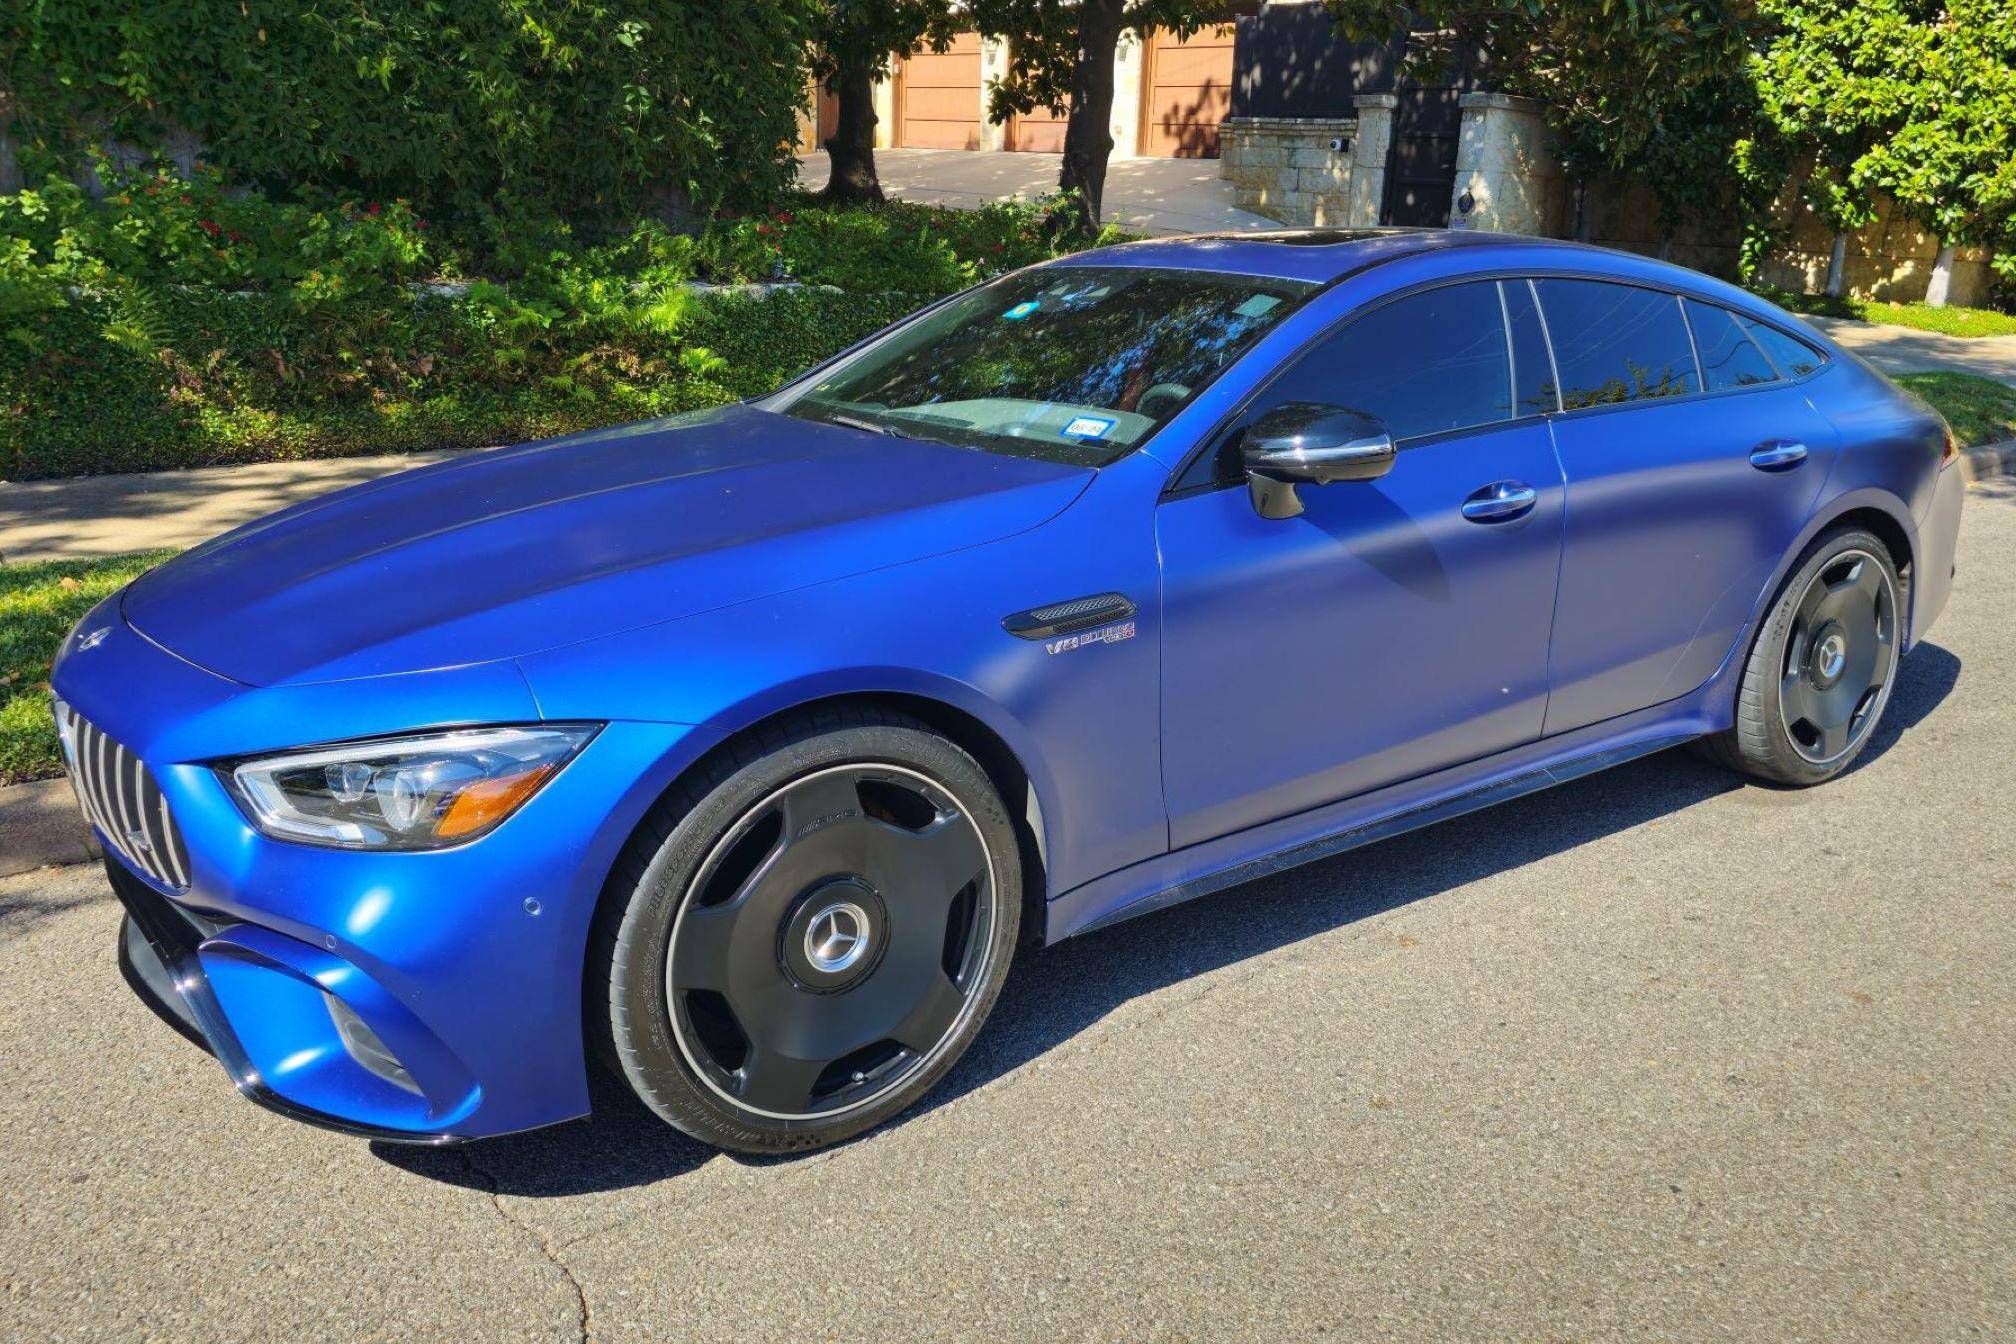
[1461,481,1539,523]
[1749,440,1808,471]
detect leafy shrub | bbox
[4,0,820,225]
[0,177,1123,480]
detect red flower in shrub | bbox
[366,202,381,216]
[197,219,223,237]
[778,211,794,224]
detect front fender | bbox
[516,454,1170,903]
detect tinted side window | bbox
[1685,300,1778,390]
[1501,279,1560,415]
[1259,282,1512,443]
[1536,279,1699,408]
[1743,319,1827,377]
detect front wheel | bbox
[594,708,1020,1154]
[1704,527,1903,786]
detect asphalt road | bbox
[5,488,2013,1342]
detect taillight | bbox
[1942,426,1958,463]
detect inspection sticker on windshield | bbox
[1003,300,1041,320]
[1064,415,1115,439]
[1236,293,1283,318]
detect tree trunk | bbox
[1573,183,1592,242]
[820,60,884,205]
[1657,233,1673,262]
[1925,240,1957,308]
[1056,0,1126,235]
[1825,230,1849,298]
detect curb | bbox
[0,778,95,879]
[1961,438,2015,484]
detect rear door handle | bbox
[1460,481,1539,523]
[1749,441,1808,471]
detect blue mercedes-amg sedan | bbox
[51,228,1964,1153]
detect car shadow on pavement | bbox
[375,641,1959,1197]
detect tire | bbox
[592,706,1021,1155]
[1702,526,1903,786]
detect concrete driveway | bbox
[796,147,1278,235]
[4,492,2012,1342]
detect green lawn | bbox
[1758,287,2016,339]
[0,551,176,786]
[1895,372,2016,448]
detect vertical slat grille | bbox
[53,703,190,891]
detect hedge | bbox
[0,185,1103,480]
[1,285,921,480]
[3,0,821,223]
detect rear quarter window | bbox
[1742,319,1829,378]
[1685,300,1779,390]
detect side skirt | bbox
[1058,727,1702,940]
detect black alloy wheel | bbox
[667,763,998,1120]
[1705,527,1903,786]
[596,709,1020,1153]
[1775,548,1899,766]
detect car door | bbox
[1534,280,1841,735]
[1157,279,1568,850]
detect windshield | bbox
[775,266,1316,467]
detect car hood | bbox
[123,406,1092,687]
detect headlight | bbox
[221,724,599,850]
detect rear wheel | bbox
[1704,527,1902,786]
[595,708,1019,1154]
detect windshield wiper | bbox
[820,410,913,438]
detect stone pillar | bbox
[1347,94,1396,227]
[1108,32,1145,160]
[872,71,897,150]
[1450,92,1561,236]
[979,38,1010,152]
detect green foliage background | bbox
[2,0,821,222]
[0,173,1094,480]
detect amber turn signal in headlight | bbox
[220,724,599,850]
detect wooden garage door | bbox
[1009,99,1068,152]
[1141,25,1236,157]
[897,33,982,150]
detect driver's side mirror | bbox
[1240,402,1395,520]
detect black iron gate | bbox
[1380,83,1463,227]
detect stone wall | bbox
[1755,173,1997,309]
[1222,117,1356,224]
[1220,95,1393,227]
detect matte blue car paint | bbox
[1158,416,1567,847]
[1540,377,1843,734]
[123,405,1093,686]
[53,229,1959,1141]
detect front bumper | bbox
[110,856,467,1144]
[56,607,714,1141]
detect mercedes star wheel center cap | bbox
[806,901,872,975]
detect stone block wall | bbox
[1222,117,1361,225]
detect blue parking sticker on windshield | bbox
[1235,293,1283,318]
[1064,415,1115,439]
[1003,300,1041,320]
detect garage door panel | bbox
[906,87,980,120]
[898,33,982,149]
[1142,24,1235,158]
[1151,45,1235,84]
[1145,84,1231,124]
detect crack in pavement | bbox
[457,1148,596,1343]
